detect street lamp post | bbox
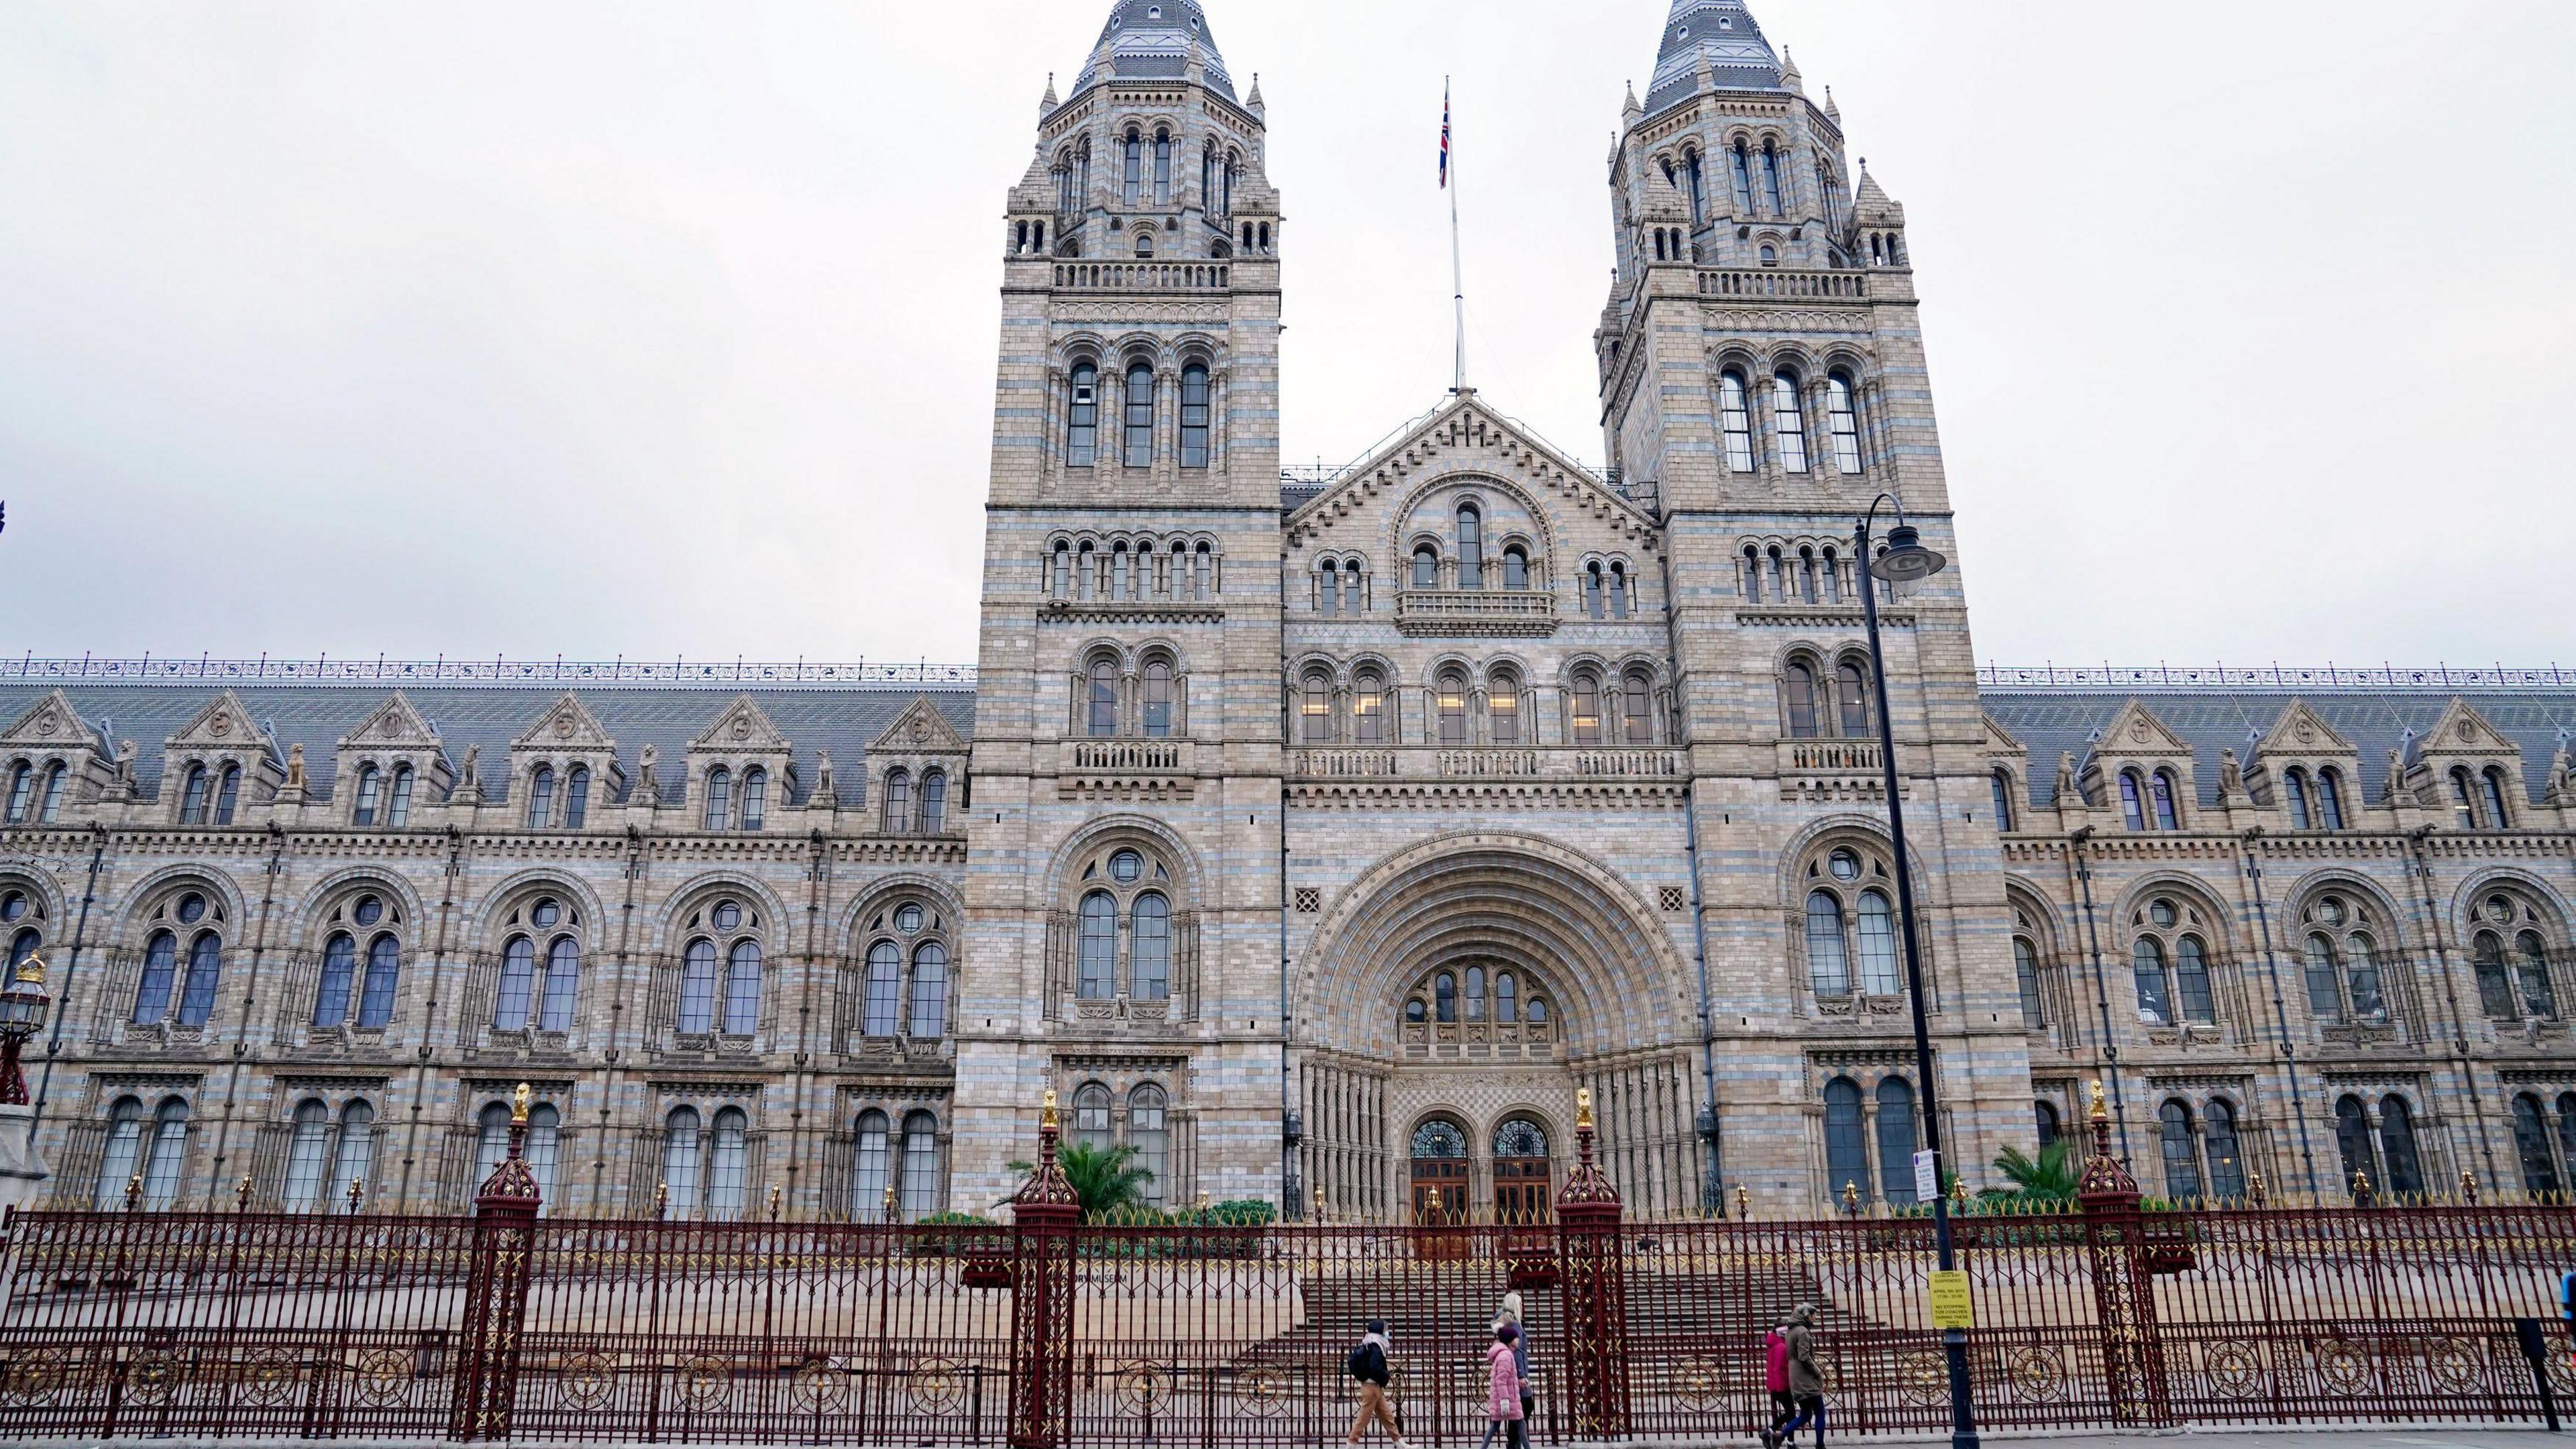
[0,953,52,1106]
[1855,496,1978,1449]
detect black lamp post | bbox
[1855,495,1978,1449]
[0,952,52,1107]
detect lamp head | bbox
[1870,523,1947,583]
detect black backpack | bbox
[1347,1340,1381,1382]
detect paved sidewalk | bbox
[1762,1433,2560,1449]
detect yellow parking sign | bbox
[1927,1270,1973,1330]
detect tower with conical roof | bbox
[1595,0,2033,1198]
[959,0,1289,1212]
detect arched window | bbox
[1609,562,1631,618]
[1078,891,1117,999]
[707,1108,749,1220]
[332,1101,376,1211]
[724,940,761,1036]
[1,763,28,824]
[1502,546,1529,590]
[2378,1097,2424,1197]
[1318,563,1341,616]
[539,936,580,1032]
[2036,1101,2061,1150]
[2158,1102,2202,1203]
[352,765,382,827]
[2333,1095,2379,1193]
[853,1110,892,1221]
[1456,506,1483,588]
[2300,894,2384,1023]
[1464,966,1487,1022]
[96,1097,146,1209]
[1571,673,1603,745]
[1827,374,1863,475]
[1784,661,1821,739]
[1124,362,1155,466]
[214,765,241,824]
[1856,890,1900,995]
[2483,767,2514,829]
[1805,892,1851,997]
[1582,562,1605,619]
[1130,894,1171,1000]
[2151,770,2182,830]
[1761,140,1786,215]
[384,765,413,827]
[1179,362,1210,468]
[525,1102,561,1212]
[527,766,556,829]
[703,767,732,832]
[864,941,901,1036]
[2316,769,2346,830]
[2013,936,2045,1027]
[1683,148,1706,223]
[1153,129,1173,206]
[910,941,948,1036]
[1623,672,1655,745]
[2473,932,2516,1020]
[178,764,211,825]
[741,767,767,831]
[1437,670,1468,746]
[1068,360,1099,466]
[881,769,912,834]
[1434,971,1457,1023]
[495,935,535,1031]
[1771,374,1809,474]
[899,1112,941,1220]
[471,1102,512,1202]
[1073,1083,1112,1150]
[2120,771,2148,832]
[1300,672,1333,744]
[1350,665,1391,732]
[2451,768,2479,830]
[1875,1078,1919,1206]
[1991,771,2017,833]
[2512,1093,2561,1196]
[142,1098,190,1209]
[1729,140,1755,213]
[2284,767,2311,830]
[358,934,398,1029]
[1717,372,1755,472]
[134,930,180,1025]
[1130,1084,1169,1206]
[317,932,357,1028]
[1823,1078,1868,1203]
[1413,545,1440,590]
[2174,936,2215,1025]
[38,763,66,823]
[1122,131,1142,206]
[662,1108,703,1218]
[1087,659,1120,737]
[1835,661,1870,737]
[920,770,947,834]
[2204,1101,2246,1201]
[1489,672,1521,745]
[1142,661,1175,738]
[284,1099,333,1211]
[1495,971,1519,1022]
[178,932,221,1028]
[2518,931,2559,1020]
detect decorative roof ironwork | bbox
[2,655,976,690]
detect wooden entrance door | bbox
[1492,1118,1553,1224]
[1409,1120,1470,1227]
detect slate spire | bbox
[1644,0,1784,115]
[1079,0,1236,103]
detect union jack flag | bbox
[1440,84,1451,189]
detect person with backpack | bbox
[1346,1320,1409,1449]
[1763,1303,1825,1449]
[1483,1323,1527,1449]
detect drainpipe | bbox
[2237,830,2319,1197]
[2406,826,2498,1187]
[1277,552,1300,1220]
[28,825,110,1153]
[2068,826,2132,1161]
[1652,547,1725,1216]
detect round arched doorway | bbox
[1409,1118,1469,1225]
[1493,1118,1552,1222]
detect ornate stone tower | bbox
[957,0,1289,1210]
[1595,0,2034,1201]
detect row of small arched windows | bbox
[1055,132,1242,218]
[1743,543,1873,606]
[1658,138,1830,232]
[1292,665,1660,747]
[1050,537,1218,603]
[1065,359,1212,469]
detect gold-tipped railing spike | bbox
[1842,1181,1862,1218]
[2461,1169,2480,1205]
[1735,1183,1752,1221]
[125,1174,142,1212]
[769,1183,783,1221]
[347,1177,365,1214]
[2248,1171,2268,1208]
[654,1181,669,1222]
[2351,1167,2375,1208]
[235,1174,254,1212]
[1314,1185,1326,1224]
[883,1183,898,1222]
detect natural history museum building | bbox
[7,0,2576,1225]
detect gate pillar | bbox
[1009,1091,1081,1449]
[2077,1081,2172,1430]
[451,1084,543,1443]
[1556,1088,1630,1440]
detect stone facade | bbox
[6,0,2576,1222]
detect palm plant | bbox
[1991,1141,2080,1201]
[1010,1142,1156,1218]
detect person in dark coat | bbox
[1346,1320,1410,1449]
[1763,1304,1825,1449]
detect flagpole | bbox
[1447,77,1467,394]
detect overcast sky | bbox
[1,1,2568,671]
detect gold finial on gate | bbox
[883,1183,898,1221]
[1575,1087,1595,1134]
[1197,1189,1211,1218]
[1735,1183,1751,1221]
[511,1082,532,1126]
[2351,1167,2375,1207]
[1314,1185,1326,1224]
[654,1181,669,1221]
[1040,1088,1060,1133]
[1842,1181,1861,1217]
[2461,1169,2480,1205]
[1951,1175,1968,1208]
[347,1177,366,1214]
[769,1183,783,1221]
[125,1174,143,1212]
[235,1175,254,1212]
[2248,1170,2267,1208]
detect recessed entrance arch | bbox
[1493,1118,1552,1222]
[1409,1118,1470,1225]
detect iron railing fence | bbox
[3,1205,2573,1443]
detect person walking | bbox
[1493,1291,1535,1436]
[1760,1314,1794,1447]
[1346,1319,1410,1449]
[1482,1324,1527,1449]
[1763,1304,1825,1449]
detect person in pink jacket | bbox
[1481,1324,1527,1449]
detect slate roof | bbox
[1982,690,2576,809]
[0,683,975,808]
[1079,0,1236,103]
[1645,0,1784,116]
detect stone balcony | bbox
[1393,589,1559,638]
[1291,747,1678,783]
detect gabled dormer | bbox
[868,696,969,837]
[2250,698,2362,832]
[160,691,283,826]
[507,692,624,831]
[331,693,453,830]
[0,691,112,825]
[684,696,796,834]
[1978,710,2031,833]
[2082,701,2198,833]
[2407,699,2532,831]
